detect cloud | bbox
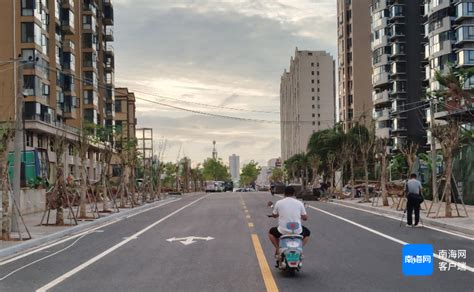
[112,0,336,164]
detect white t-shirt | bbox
[273,197,307,234]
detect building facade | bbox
[0,0,116,181]
[229,154,240,183]
[280,49,335,161]
[337,0,373,131]
[424,0,474,120]
[370,0,427,148]
[114,87,136,142]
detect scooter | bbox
[268,202,304,274]
[277,222,304,274]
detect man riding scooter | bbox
[268,186,311,257]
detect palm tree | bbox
[430,65,474,217]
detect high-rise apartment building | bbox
[337,0,373,131]
[280,49,335,161]
[0,0,116,180]
[229,154,240,183]
[370,0,427,148]
[424,0,474,120]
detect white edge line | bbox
[0,198,179,266]
[308,205,474,273]
[328,201,474,241]
[35,195,208,292]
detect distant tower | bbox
[212,140,218,160]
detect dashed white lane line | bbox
[308,205,474,273]
[36,195,208,292]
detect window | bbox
[317,88,320,92]
[21,22,34,43]
[312,113,315,118]
[318,114,320,118]
[115,100,122,112]
[311,71,315,75]
[68,144,74,156]
[312,105,315,109]
[21,0,35,16]
[26,133,33,147]
[318,105,320,109]
[311,79,314,84]
[317,62,319,67]
[317,71,320,76]
[312,96,315,101]
[24,75,36,96]
[317,96,320,101]
[312,88,315,92]
[37,135,45,148]
[311,62,314,67]
[312,121,316,126]
[317,79,320,84]
[318,121,321,126]
[308,52,313,56]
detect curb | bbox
[0,196,181,261]
[329,199,474,237]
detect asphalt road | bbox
[0,192,473,292]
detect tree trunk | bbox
[79,165,87,218]
[444,155,453,217]
[381,153,389,206]
[1,163,10,240]
[350,157,355,199]
[363,155,370,202]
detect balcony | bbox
[427,16,452,38]
[105,59,114,72]
[105,45,114,56]
[371,0,387,13]
[372,72,391,87]
[373,108,390,121]
[61,0,74,9]
[455,2,474,22]
[61,20,75,35]
[371,35,388,50]
[375,127,391,139]
[425,0,450,17]
[456,26,474,45]
[105,27,114,41]
[372,17,388,31]
[63,40,75,54]
[374,54,390,66]
[103,4,114,25]
[373,90,391,105]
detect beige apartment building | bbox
[0,0,117,182]
[280,49,335,161]
[337,0,373,131]
[114,87,137,142]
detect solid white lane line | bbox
[0,198,179,266]
[0,233,90,281]
[308,205,474,273]
[328,201,474,241]
[36,195,208,292]
[0,219,120,266]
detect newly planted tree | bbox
[375,138,390,206]
[1,125,13,240]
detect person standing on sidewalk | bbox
[405,173,424,227]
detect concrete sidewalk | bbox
[329,197,474,237]
[0,194,188,260]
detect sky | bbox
[113,0,337,167]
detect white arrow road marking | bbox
[166,236,214,245]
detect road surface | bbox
[1,192,473,291]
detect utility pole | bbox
[430,99,437,203]
[11,60,25,232]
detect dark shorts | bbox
[269,226,311,238]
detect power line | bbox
[131,89,280,114]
